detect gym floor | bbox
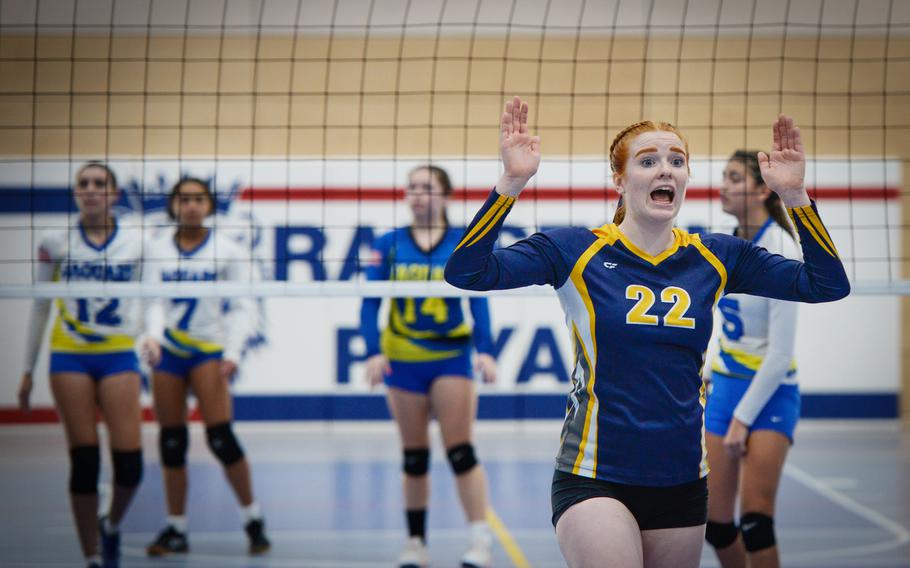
[1,420,908,567]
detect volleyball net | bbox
[0,0,905,412]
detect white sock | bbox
[242,501,262,522]
[470,521,492,546]
[166,515,188,533]
[85,554,102,566]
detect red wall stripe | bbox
[240,186,901,202]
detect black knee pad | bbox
[206,422,244,466]
[159,425,189,468]
[402,448,430,476]
[740,512,776,552]
[705,520,739,549]
[112,449,143,488]
[69,445,100,494]
[446,443,478,475]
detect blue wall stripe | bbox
[231,393,898,421]
[0,188,75,213]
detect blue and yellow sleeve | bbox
[445,189,570,290]
[359,233,393,357]
[468,297,494,355]
[722,201,850,302]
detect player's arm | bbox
[20,235,59,410]
[733,299,798,429]
[469,297,497,383]
[727,114,850,302]
[359,235,391,385]
[141,239,165,366]
[444,191,570,290]
[721,204,849,302]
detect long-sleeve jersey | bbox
[711,218,802,426]
[360,226,494,362]
[23,218,145,371]
[446,190,849,486]
[143,230,255,363]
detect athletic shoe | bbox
[97,517,120,568]
[245,518,271,555]
[146,525,189,556]
[461,531,493,568]
[398,536,430,568]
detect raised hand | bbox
[758,114,811,208]
[497,96,541,197]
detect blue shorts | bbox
[155,346,223,379]
[386,351,473,394]
[49,350,140,381]
[705,371,800,443]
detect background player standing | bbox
[360,165,498,568]
[18,162,145,568]
[141,177,270,557]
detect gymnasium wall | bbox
[0,30,905,418]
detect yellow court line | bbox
[487,507,533,568]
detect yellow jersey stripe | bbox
[466,197,514,247]
[454,194,512,251]
[791,207,836,257]
[569,238,610,475]
[570,322,597,476]
[166,328,223,354]
[690,236,728,307]
[798,205,839,257]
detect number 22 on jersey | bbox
[625,284,695,329]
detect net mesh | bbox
[0,0,907,297]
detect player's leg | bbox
[739,430,790,568]
[555,497,644,568]
[705,432,747,568]
[641,525,705,568]
[146,362,191,557]
[96,367,143,524]
[430,374,493,567]
[386,384,432,567]
[50,369,103,564]
[704,372,748,567]
[95,364,143,567]
[190,356,269,554]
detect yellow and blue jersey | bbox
[360,225,493,362]
[39,219,144,354]
[446,190,849,486]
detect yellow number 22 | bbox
[625,284,695,329]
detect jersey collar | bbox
[79,218,119,252]
[598,223,686,266]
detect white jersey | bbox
[710,218,801,425]
[33,219,145,356]
[144,230,254,363]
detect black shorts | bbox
[551,469,707,530]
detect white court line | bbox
[783,463,910,562]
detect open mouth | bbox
[650,186,675,204]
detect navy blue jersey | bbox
[446,190,848,486]
[360,225,494,362]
